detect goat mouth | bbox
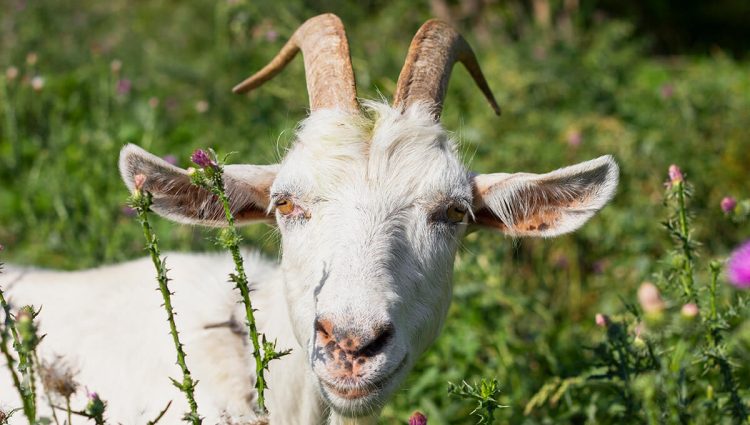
[320,355,408,401]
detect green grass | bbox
[1,1,749,423]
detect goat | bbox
[0,14,618,424]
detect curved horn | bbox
[232,14,358,113]
[393,19,500,119]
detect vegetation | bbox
[1,0,748,423]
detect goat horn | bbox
[393,19,500,119]
[232,13,358,113]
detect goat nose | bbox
[314,317,394,359]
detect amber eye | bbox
[446,205,467,223]
[275,199,295,215]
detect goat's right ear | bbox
[119,144,278,227]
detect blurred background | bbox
[1,0,748,423]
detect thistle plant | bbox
[448,378,505,424]
[129,174,201,424]
[188,148,290,413]
[525,164,749,424]
[0,256,37,425]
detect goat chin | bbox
[0,251,344,424]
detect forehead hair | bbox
[275,101,470,201]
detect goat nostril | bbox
[358,323,394,358]
[314,318,332,338]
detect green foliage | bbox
[1,1,749,424]
[448,379,505,424]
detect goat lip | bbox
[321,381,374,400]
[320,355,408,401]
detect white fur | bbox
[1,102,618,424]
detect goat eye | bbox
[446,205,467,223]
[275,199,295,215]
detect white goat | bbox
[0,14,618,425]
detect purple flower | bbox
[191,149,217,169]
[409,412,427,425]
[265,30,279,42]
[728,240,750,289]
[660,83,674,99]
[668,164,683,185]
[121,205,136,217]
[162,154,178,166]
[721,196,737,213]
[116,79,131,95]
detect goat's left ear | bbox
[471,155,619,237]
[119,144,278,227]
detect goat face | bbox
[273,105,469,413]
[119,13,619,419]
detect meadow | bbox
[1,0,749,423]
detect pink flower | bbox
[668,164,683,185]
[265,30,279,42]
[721,196,737,213]
[728,240,750,289]
[567,130,582,147]
[409,412,427,425]
[133,174,146,191]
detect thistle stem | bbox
[676,182,695,301]
[214,182,267,412]
[133,191,201,424]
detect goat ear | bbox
[119,144,278,227]
[471,155,618,237]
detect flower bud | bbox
[31,76,44,92]
[633,335,646,349]
[595,313,609,328]
[638,282,665,314]
[680,303,699,318]
[133,174,146,192]
[668,164,683,185]
[194,100,209,114]
[721,196,737,214]
[26,52,38,66]
[110,59,122,74]
[5,66,18,81]
[191,149,217,169]
[409,412,427,425]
